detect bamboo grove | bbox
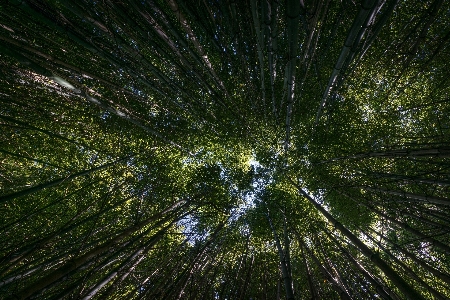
[0,0,449,299]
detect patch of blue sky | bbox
[177,214,208,246]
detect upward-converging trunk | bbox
[321,227,400,300]
[361,228,448,300]
[313,0,379,131]
[284,0,301,153]
[297,235,352,299]
[11,200,187,299]
[0,186,130,269]
[251,0,267,120]
[341,190,450,254]
[367,172,450,187]
[0,156,130,203]
[266,0,279,120]
[80,223,171,300]
[316,146,450,164]
[299,242,319,299]
[266,210,295,300]
[290,179,425,300]
[366,226,450,285]
[173,219,228,300]
[362,186,450,206]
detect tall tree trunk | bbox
[11,199,187,299]
[344,191,450,254]
[238,255,254,300]
[299,242,319,300]
[299,237,352,299]
[0,184,129,270]
[80,223,170,299]
[266,209,295,300]
[316,146,450,164]
[290,179,425,300]
[173,219,227,299]
[0,156,130,203]
[367,227,450,285]
[322,227,400,300]
[367,171,450,187]
[313,0,379,131]
[283,0,301,153]
[361,228,448,300]
[362,186,450,206]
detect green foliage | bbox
[1,0,449,299]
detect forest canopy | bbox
[0,0,449,299]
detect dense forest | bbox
[1,0,449,299]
